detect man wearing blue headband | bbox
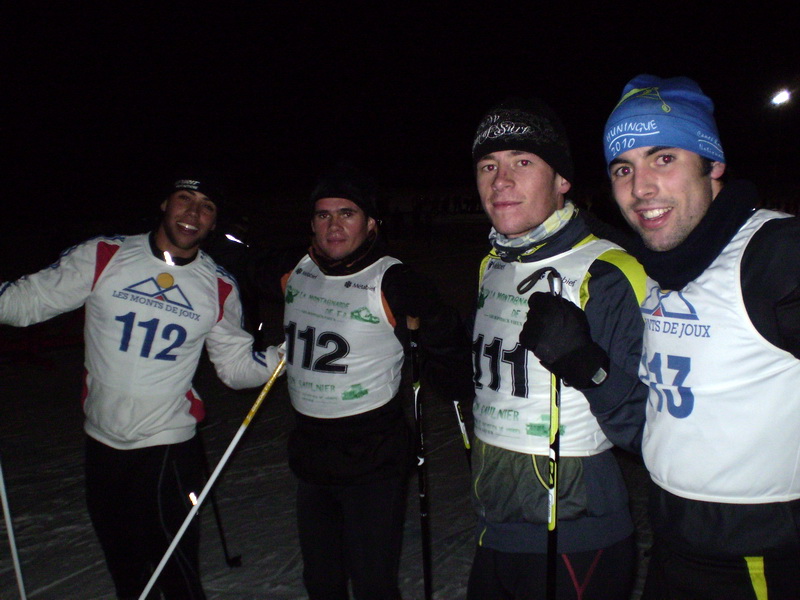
[605,75,800,598]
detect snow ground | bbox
[0,227,650,599]
[0,341,478,600]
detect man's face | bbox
[156,190,217,258]
[311,197,376,261]
[609,146,725,251]
[476,150,570,238]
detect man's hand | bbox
[519,292,609,388]
[265,343,287,377]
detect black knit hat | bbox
[167,173,225,213]
[309,162,379,220]
[472,97,574,183]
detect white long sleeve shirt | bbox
[0,233,272,449]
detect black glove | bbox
[519,292,609,388]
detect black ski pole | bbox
[407,316,433,600]
[197,426,242,567]
[544,269,562,600]
[517,267,562,600]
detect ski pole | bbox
[0,454,27,600]
[196,426,242,567]
[516,266,562,600]
[544,269,562,600]
[407,316,433,600]
[138,357,286,600]
[452,400,471,468]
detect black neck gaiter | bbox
[632,180,758,290]
[309,230,386,276]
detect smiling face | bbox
[311,197,376,261]
[155,189,217,258]
[609,146,725,251]
[476,150,571,238]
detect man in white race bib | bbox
[0,174,284,599]
[604,74,800,599]
[245,163,473,600]
[466,97,649,599]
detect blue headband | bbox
[603,74,725,168]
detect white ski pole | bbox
[1,455,27,600]
[138,357,286,600]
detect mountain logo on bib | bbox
[124,275,193,310]
[641,287,699,321]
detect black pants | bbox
[642,535,800,600]
[296,475,409,600]
[466,535,636,600]
[85,435,207,600]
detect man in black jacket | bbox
[466,97,649,599]
[604,74,800,599]
[247,163,472,600]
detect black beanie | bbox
[167,173,225,213]
[471,97,574,184]
[309,163,379,220]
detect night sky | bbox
[5,3,800,238]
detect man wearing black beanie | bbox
[0,171,284,599]
[245,162,473,600]
[466,98,649,599]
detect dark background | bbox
[4,3,799,275]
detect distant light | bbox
[163,251,175,266]
[771,89,791,106]
[225,233,245,245]
[189,492,198,505]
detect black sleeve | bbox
[245,245,308,304]
[204,241,306,347]
[581,259,648,454]
[383,263,474,402]
[741,216,800,358]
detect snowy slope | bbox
[0,339,479,599]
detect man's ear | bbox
[710,161,726,180]
[367,217,377,233]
